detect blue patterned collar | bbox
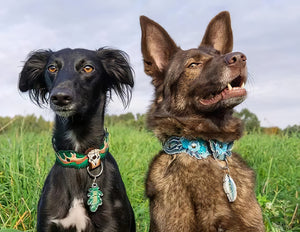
[163,136,233,161]
[164,136,238,202]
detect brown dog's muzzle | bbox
[225,52,247,67]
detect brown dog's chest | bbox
[146,152,258,230]
[147,153,231,198]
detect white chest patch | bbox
[51,198,90,231]
[66,130,81,151]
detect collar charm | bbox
[87,183,103,212]
[223,174,237,202]
[86,137,109,170]
[54,132,109,212]
[163,136,237,202]
[87,161,104,213]
[87,149,101,169]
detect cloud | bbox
[0,0,299,129]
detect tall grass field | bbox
[0,122,299,231]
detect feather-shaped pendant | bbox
[223,174,237,202]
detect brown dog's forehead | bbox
[172,47,219,62]
[184,47,220,58]
[168,47,220,71]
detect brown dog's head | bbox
[140,11,247,115]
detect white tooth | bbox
[241,82,245,88]
[227,83,233,90]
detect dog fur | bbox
[140,11,264,231]
[19,48,135,232]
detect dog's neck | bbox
[52,98,106,154]
[147,109,243,143]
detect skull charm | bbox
[87,149,101,169]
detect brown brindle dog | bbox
[140,11,264,231]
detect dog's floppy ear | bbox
[97,48,134,107]
[140,16,178,88]
[200,11,233,54]
[19,50,52,106]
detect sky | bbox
[0,0,299,129]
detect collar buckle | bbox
[87,149,102,169]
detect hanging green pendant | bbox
[87,182,103,212]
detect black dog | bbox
[19,48,135,232]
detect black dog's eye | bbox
[48,65,57,73]
[188,63,202,69]
[82,65,94,73]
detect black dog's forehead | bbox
[49,48,98,62]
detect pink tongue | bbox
[199,87,247,106]
[199,93,222,106]
[221,88,246,100]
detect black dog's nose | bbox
[50,90,73,107]
[225,52,247,66]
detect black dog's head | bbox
[19,48,134,117]
[140,11,247,115]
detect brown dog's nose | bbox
[225,52,247,66]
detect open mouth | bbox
[199,75,246,106]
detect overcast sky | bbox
[0,0,299,129]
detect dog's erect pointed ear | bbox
[140,16,178,88]
[200,11,233,54]
[97,48,134,108]
[19,50,53,106]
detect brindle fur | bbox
[140,11,264,231]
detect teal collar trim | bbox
[163,136,238,202]
[55,132,109,169]
[163,136,233,161]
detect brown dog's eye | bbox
[48,65,57,73]
[188,63,202,69]
[83,65,94,73]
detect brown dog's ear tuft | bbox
[140,16,178,88]
[199,11,233,54]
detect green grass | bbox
[0,125,299,231]
[235,133,300,231]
